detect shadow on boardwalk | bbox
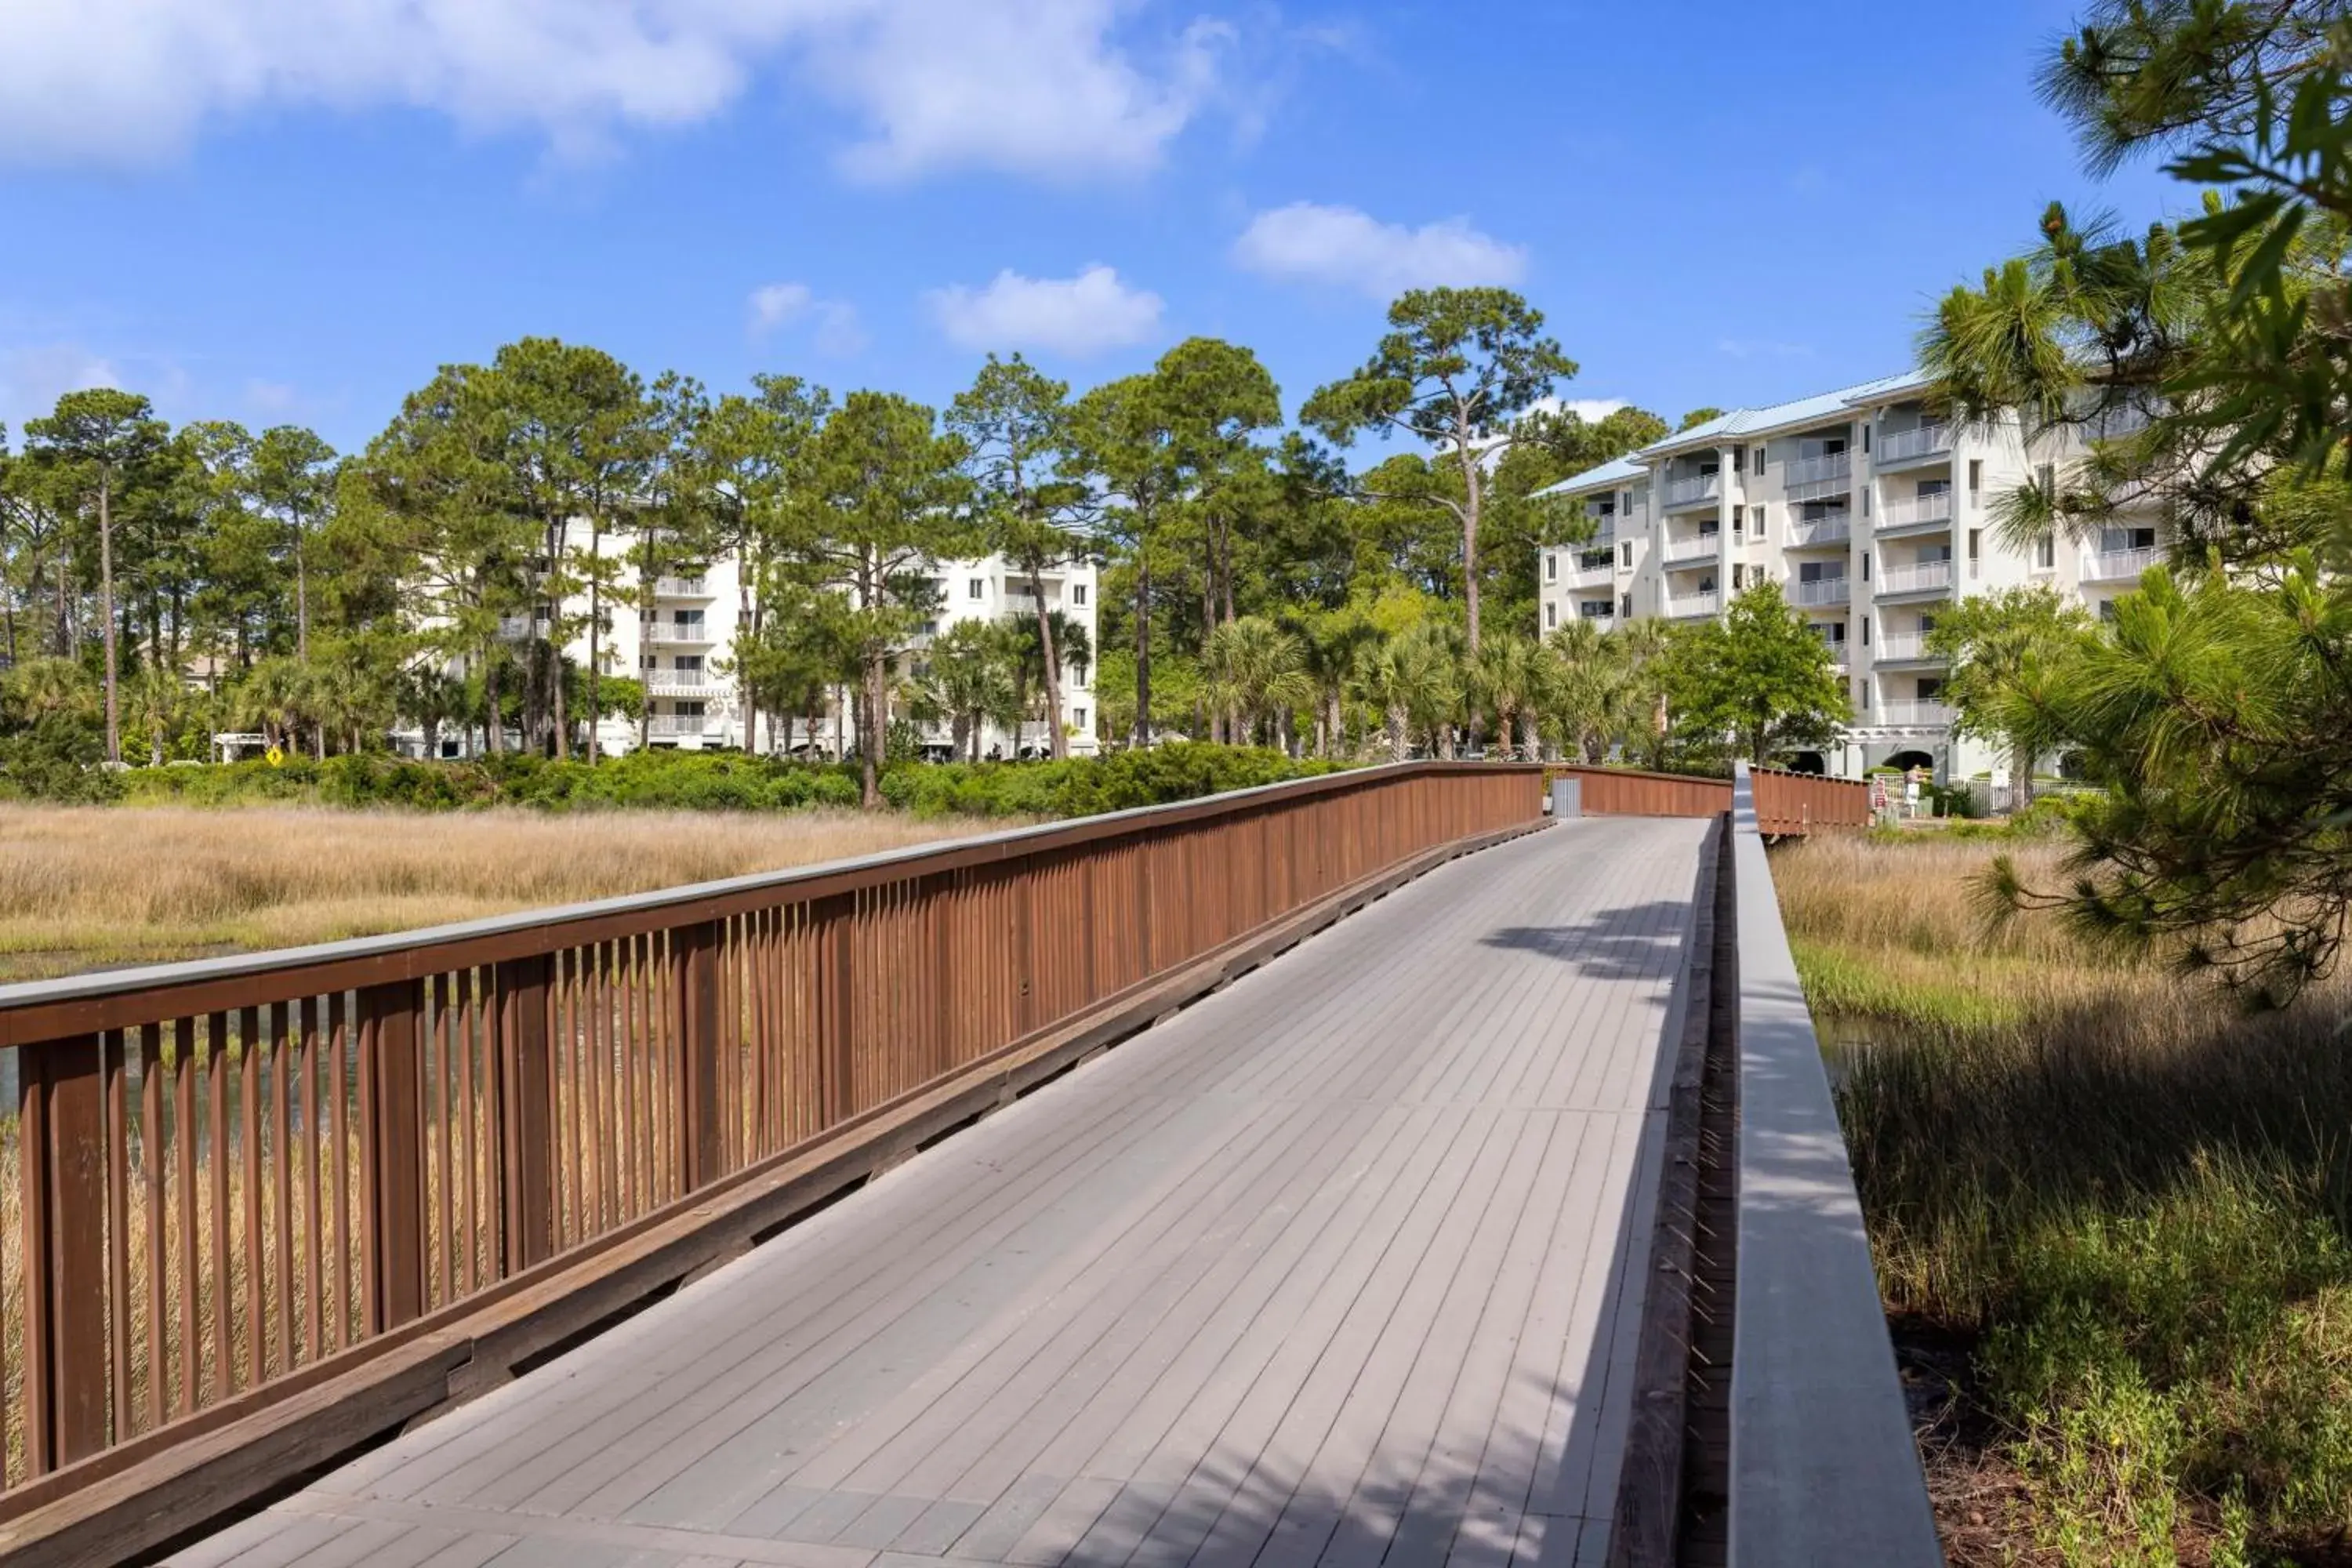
[1479,900,1693,985]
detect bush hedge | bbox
[102,742,1350,821]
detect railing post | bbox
[815,894,855,1127]
[17,1037,109,1470]
[359,979,426,1334]
[676,920,723,1190]
[494,955,555,1274]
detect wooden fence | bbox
[1545,764,1869,836]
[0,763,1545,1550]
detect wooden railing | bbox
[0,763,1545,1548]
[1545,764,1869,835]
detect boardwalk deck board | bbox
[172,818,1706,1568]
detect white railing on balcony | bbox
[2081,546,2162,581]
[1576,608,1617,626]
[1874,634,1942,661]
[655,575,712,597]
[1878,492,1954,528]
[646,714,717,738]
[1791,576,1851,607]
[1663,473,1721,509]
[646,670,708,694]
[1875,700,1952,727]
[1004,593,1045,615]
[1783,450,1852,488]
[1876,561,1953,594]
[1876,423,1951,464]
[647,624,715,646]
[1665,590,1720,619]
[497,615,553,641]
[1787,513,1852,546]
[1820,643,1850,669]
[1662,534,1720,565]
[1565,556,1615,587]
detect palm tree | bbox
[3,656,96,725]
[924,621,1020,764]
[1004,609,1092,757]
[124,663,187,767]
[1352,625,1461,762]
[1472,633,1544,760]
[235,657,311,754]
[1288,605,1381,757]
[1202,615,1315,750]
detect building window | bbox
[1969,529,1982,564]
[1546,554,1558,583]
[1861,424,1871,453]
[2036,533,2056,569]
[1862,554,1871,581]
[1862,489,1871,518]
[2038,463,2056,498]
[1073,707,1087,729]
[968,578,985,600]
[1072,583,1087,607]
[1862,615,1871,645]
[1968,459,1983,492]
[1732,447,1744,474]
[1620,541,1633,568]
[1621,592,1633,619]
[1545,601,1558,630]
[1732,504,1744,537]
[1753,445,1766,473]
[1753,504,1767,536]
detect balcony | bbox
[1876,423,1951,466]
[1786,513,1851,547]
[1564,554,1616,587]
[1574,608,1617,628]
[644,670,710,697]
[1784,451,1852,488]
[1876,561,1953,596]
[646,714,717,738]
[1662,473,1721,512]
[1790,576,1851,608]
[2081,546,2162,582]
[497,615,553,642]
[1875,699,1952,727]
[655,575,714,598]
[1665,590,1720,619]
[1821,644,1851,670]
[1878,492,1954,530]
[1874,634,1943,662]
[646,624,716,648]
[1662,533,1720,566]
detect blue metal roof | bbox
[1640,371,1930,456]
[1530,455,1647,499]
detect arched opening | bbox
[1787,751,1828,775]
[1885,749,1935,775]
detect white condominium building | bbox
[1534,371,2158,782]
[590,553,1102,760]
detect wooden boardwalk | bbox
[171,817,1709,1568]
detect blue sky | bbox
[0,1,2187,455]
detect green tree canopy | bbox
[1662,582,1848,768]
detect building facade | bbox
[407,550,1100,760]
[1534,372,2155,782]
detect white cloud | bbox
[1232,202,1526,299]
[0,0,1229,180]
[1,343,124,427]
[924,266,1163,357]
[1529,396,1629,424]
[747,281,866,356]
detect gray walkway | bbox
[174,817,1709,1568]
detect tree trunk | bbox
[1460,442,1483,655]
[294,533,310,663]
[586,518,603,767]
[1388,705,1409,763]
[485,650,505,755]
[1028,563,1068,761]
[1131,554,1152,749]
[739,543,760,757]
[98,475,121,765]
[860,655,886,809]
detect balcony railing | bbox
[1878,491,1954,529]
[646,714,717,737]
[1791,576,1851,608]
[1564,557,1616,587]
[1821,644,1851,669]
[1663,473,1721,510]
[655,575,713,598]
[2081,546,2162,582]
[1874,634,1942,661]
[1876,561,1952,595]
[1875,699,1952,726]
[1783,450,1852,488]
[1665,590,1720,619]
[1787,513,1851,546]
[1876,423,1951,464]
[645,671,708,695]
[647,626,716,647]
[1662,534,1719,564]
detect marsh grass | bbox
[0,804,996,981]
[1776,830,2352,1566]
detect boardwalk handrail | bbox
[1543,761,1869,834]
[1727,762,1941,1564]
[0,761,1546,1553]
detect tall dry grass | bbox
[1776,829,2352,1564]
[0,805,996,980]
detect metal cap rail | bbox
[1541,763,1871,835]
[0,761,1547,1539]
[1727,762,1941,1565]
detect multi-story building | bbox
[1535,371,2154,782]
[407,550,1100,760]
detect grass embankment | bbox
[1777,829,2352,1567]
[0,807,988,982]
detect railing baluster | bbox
[358,980,426,1334]
[18,1035,110,1471]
